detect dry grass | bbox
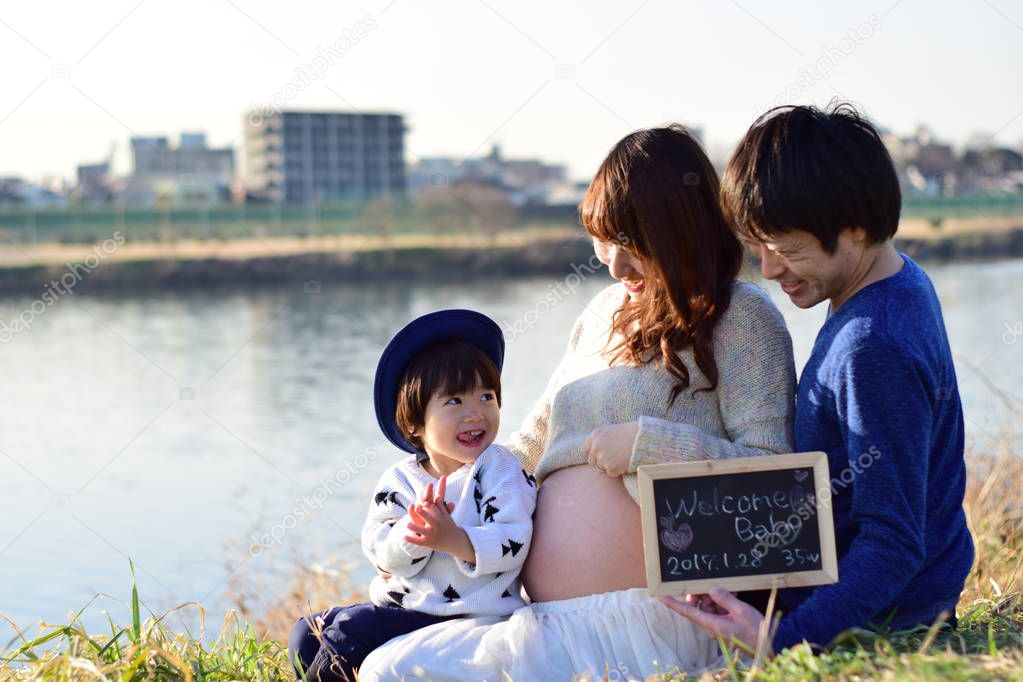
[898,216,1023,240]
[225,550,367,646]
[0,226,580,268]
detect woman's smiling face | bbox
[592,236,647,300]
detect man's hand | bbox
[660,588,771,656]
[685,593,728,615]
[582,421,639,477]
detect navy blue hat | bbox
[374,309,505,454]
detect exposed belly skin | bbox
[521,464,647,603]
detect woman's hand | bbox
[659,588,771,656]
[582,421,639,477]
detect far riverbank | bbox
[0,218,1021,294]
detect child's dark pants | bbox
[288,602,457,681]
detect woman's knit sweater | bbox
[508,281,796,502]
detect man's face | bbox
[743,228,869,309]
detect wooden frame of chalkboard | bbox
[637,451,838,596]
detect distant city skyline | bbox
[2,0,1021,184]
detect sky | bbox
[1,0,1021,184]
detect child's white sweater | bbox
[361,444,537,617]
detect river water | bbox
[1,258,1020,634]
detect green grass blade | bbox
[129,559,141,643]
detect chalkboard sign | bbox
[637,452,838,595]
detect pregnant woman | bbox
[359,125,796,681]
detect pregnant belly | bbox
[521,464,647,602]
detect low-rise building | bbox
[243,110,406,203]
[407,145,568,205]
[123,133,235,205]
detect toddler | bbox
[288,309,536,681]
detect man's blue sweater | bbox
[773,253,975,650]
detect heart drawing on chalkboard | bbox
[659,517,694,554]
[793,469,809,483]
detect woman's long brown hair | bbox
[579,125,742,405]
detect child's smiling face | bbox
[413,381,500,476]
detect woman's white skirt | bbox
[358,587,731,681]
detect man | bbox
[662,103,974,654]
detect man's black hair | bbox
[722,102,901,254]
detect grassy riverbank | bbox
[3,447,1022,681]
[0,216,1022,294]
[0,225,586,293]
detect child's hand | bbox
[404,476,475,564]
[413,477,456,514]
